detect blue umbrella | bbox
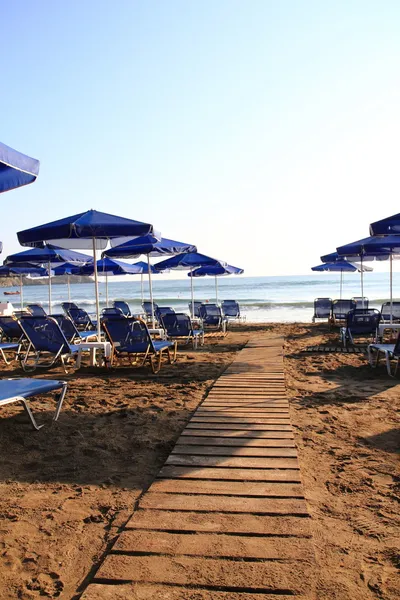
[155,253,225,318]
[79,258,142,306]
[17,210,155,339]
[370,213,400,235]
[0,265,49,309]
[104,236,197,326]
[131,261,167,304]
[0,141,40,194]
[338,235,400,320]
[189,263,244,303]
[5,245,92,311]
[312,260,372,299]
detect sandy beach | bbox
[0,323,398,599]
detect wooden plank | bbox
[113,530,313,560]
[175,436,295,447]
[81,584,310,600]
[158,466,301,482]
[149,479,303,497]
[171,446,297,458]
[186,423,293,431]
[95,555,313,593]
[165,455,298,469]
[195,410,290,416]
[140,493,308,514]
[191,417,291,424]
[126,509,310,535]
[181,429,294,438]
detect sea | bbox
[2,273,397,323]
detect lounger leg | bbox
[150,351,162,374]
[168,341,177,363]
[385,351,393,376]
[53,382,68,422]
[20,399,44,431]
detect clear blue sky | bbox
[2,1,400,275]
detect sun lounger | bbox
[340,308,381,347]
[199,303,228,333]
[188,301,202,318]
[380,301,400,323]
[312,298,332,322]
[331,299,356,326]
[142,301,159,323]
[0,315,24,342]
[27,303,47,317]
[17,315,81,372]
[51,314,97,343]
[63,306,96,331]
[102,316,177,373]
[367,333,400,376]
[113,300,131,316]
[0,378,67,430]
[222,300,242,322]
[352,296,369,309]
[101,307,126,320]
[160,312,204,349]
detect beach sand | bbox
[0,323,398,599]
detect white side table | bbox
[148,328,166,340]
[76,341,112,368]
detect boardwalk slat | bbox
[186,423,293,431]
[149,479,304,497]
[180,429,294,438]
[175,436,295,447]
[171,445,298,457]
[165,455,298,468]
[158,465,301,482]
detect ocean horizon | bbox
[3,272,399,323]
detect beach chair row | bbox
[313,297,400,325]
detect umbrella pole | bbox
[20,275,23,310]
[215,275,218,303]
[361,256,364,308]
[67,274,71,302]
[92,238,101,342]
[190,267,194,318]
[106,272,109,307]
[48,260,52,314]
[141,273,144,304]
[390,254,393,324]
[147,255,155,328]
[340,271,343,300]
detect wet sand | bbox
[0,323,398,599]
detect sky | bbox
[2,1,400,276]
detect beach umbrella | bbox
[17,210,155,339]
[155,253,224,319]
[52,262,83,302]
[79,258,142,307]
[337,236,400,318]
[311,260,372,299]
[189,263,244,304]
[104,235,197,327]
[131,261,166,304]
[5,245,92,313]
[0,141,40,193]
[0,265,49,309]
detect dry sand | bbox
[0,323,398,599]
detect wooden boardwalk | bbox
[81,336,315,600]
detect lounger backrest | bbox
[61,302,79,313]
[66,306,93,328]
[352,297,369,309]
[103,316,154,353]
[332,299,356,319]
[161,313,192,337]
[113,301,131,316]
[222,300,240,317]
[199,303,223,325]
[27,304,47,317]
[0,316,23,341]
[18,316,70,354]
[101,307,125,319]
[51,314,79,342]
[313,298,332,319]
[380,301,400,321]
[155,307,175,323]
[346,309,381,334]
[142,301,159,316]
[188,301,202,317]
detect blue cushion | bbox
[0,343,19,350]
[0,378,64,401]
[153,341,174,351]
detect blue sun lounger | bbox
[113,300,132,316]
[102,316,177,373]
[63,306,96,331]
[51,314,98,343]
[17,315,81,372]
[340,308,381,348]
[367,333,400,376]
[0,378,67,430]
[160,312,204,349]
[199,303,228,333]
[27,303,47,317]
